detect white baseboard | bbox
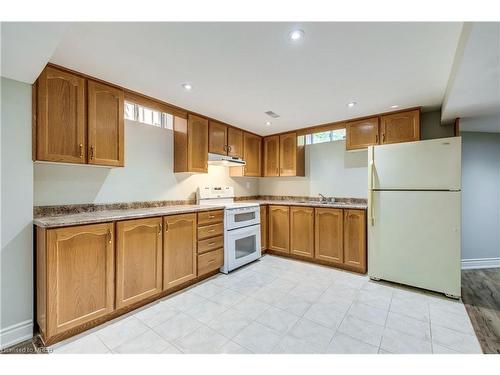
[461,257,500,270]
[0,320,33,350]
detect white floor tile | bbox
[233,322,282,354]
[96,316,149,350]
[162,291,207,312]
[174,325,229,354]
[380,327,432,354]
[52,334,109,354]
[272,334,325,354]
[185,299,228,324]
[303,302,348,329]
[356,289,392,310]
[287,318,335,350]
[325,333,378,354]
[288,284,324,303]
[385,311,431,342]
[253,285,288,305]
[189,281,226,298]
[216,341,252,354]
[207,308,253,339]
[208,289,246,307]
[232,296,271,319]
[431,324,482,354]
[112,330,172,354]
[390,297,430,322]
[432,343,460,354]
[153,312,201,341]
[134,302,178,328]
[273,293,312,317]
[256,306,300,334]
[347,301,389,326]
[337,315,384,347]
[429,304,475,334]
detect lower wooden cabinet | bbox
[290,206,314,258]
[198,248,223,277]
[163,213,197,289]
[260,205,268,251]
[314,208,343,264]
[116,218,163,309]
[38,223,115,338]
[268,205,290,253]
[344,209,367,272]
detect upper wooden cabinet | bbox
[34,66,124,167]
[380,109,420,145]
[262,132,305,177]
[346,117,379,151]
[88,81,124,166]
[116,217,163,309]
[174,114,209,173]
[42,223,115,337]
[227,127,243,158]
[208,121,228,155]
[344,209,367,273]
[230,132,262,177]
[36,66,87,163]
[314,208,343,265]
[268,205,290,253]
[163,213,197,289]
[290,206,314,258]
[263,136,280,176]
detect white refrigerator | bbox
[368,137,461,298]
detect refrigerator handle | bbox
[368,146,375,226]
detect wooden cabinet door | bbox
[87,80,124,166]
[243,132,262,177]
[36,66,86,163]
[263,136,280,176]
[209,121,228,155]
[346,117,379,150]
[314,208,343,265]
[268,205,290,253]
[380,109,420,145]
[187,114,209,172]
[344,209,367,272]
[260,205,268,251]
[279,132,297,176]
[290,206,314,258]
[116,218,162,309]
[163,213,197,289]
[46,223,114,336]
[227,127,243,158]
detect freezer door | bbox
[368,191,461,297]
[370,137,461,190]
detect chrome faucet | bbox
[319,193,327,202]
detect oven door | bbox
[223,224,261,273]
[225,207,260,230]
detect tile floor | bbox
[49,255,482,354]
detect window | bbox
[304,128,346,145]
[124,101,173,129]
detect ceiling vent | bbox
[265,111,280,119]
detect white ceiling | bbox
[441,22,500,132]
[44,22,462,135]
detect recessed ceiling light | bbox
[347,101,357,108]
[289,29,305,41]
[265,121,272,126]
[181,83,192,91]
[391,105,399,109]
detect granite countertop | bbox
[247,199,368,210]
[33,204,226,228]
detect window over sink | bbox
[305,128,346,145]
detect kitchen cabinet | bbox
[344,209,367,272]
[227,127,243,158]
[290,206,314,258]
[262,132,305,177]
[197,210,224,276]
[163,213,197,289]
[380,109,420,145]
[35,66,87,163]
[209,121,228,155]
[263,136,280,176]
[116,218,162,309]
[34,66,125,167]
[198,248,223,277]
[314,208,343,265]
[260,205,268,251]
[230,132,262,177]
[87,80,125,166]
[346,117,380,150]
[268,205,290,253]
[174,114,209,173]
[37,223,115,338]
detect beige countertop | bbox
[247,199,368,210]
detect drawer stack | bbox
[197,210,224,276]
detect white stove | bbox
[197,186,261,273]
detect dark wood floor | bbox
[462,268,500,354]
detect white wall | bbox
[259,140,368,198]
[34,120,259,206]
[0,77,34,349]
[461,131,500,268]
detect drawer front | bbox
[198,248,223,276]
[198,210,224,226]
[197,222,224,240]
[198,235,224,254]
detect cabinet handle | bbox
[382,133,385,142]
[228,145,232,152]
[79,144,83,158]
[209,242,216,245]
[107,230,112,244]
[276,167,279,175]
[158,223,162,236]
[165,222,169,232]
[89,145,95,160]
[208,215,215,219]
[280,168,283,174]
[208,229,216,233]
[375,134,378,143]
[223,145,227,152]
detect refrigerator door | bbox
[370,137,461,190]
[368,190,461,297]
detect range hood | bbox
[208,153,246,166]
